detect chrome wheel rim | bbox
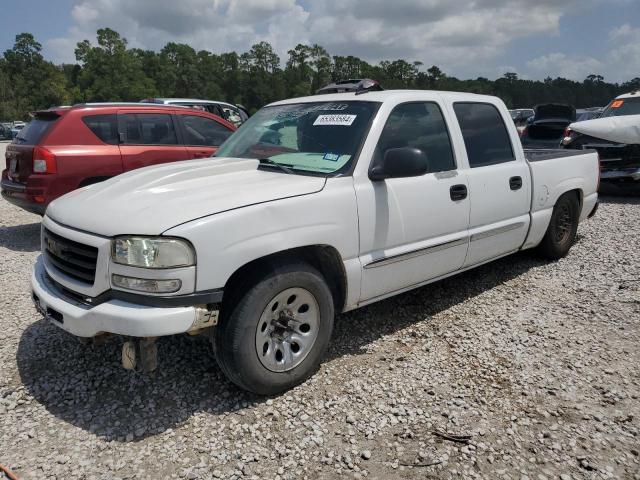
[255,287,320,372]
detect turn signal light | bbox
[112,274,182,294]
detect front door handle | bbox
[450,184,468,201]
[509,176,523,190]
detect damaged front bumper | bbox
[31,257,220,338]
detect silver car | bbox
[140,98,249,127]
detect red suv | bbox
[2,103,236,214]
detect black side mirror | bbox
[369,147,429,181]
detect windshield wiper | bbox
[257,158,295,175]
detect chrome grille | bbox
[43,228,98,285]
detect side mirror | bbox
[369,147,429,181]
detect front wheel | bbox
[214,262,334,395]
[537,192,579,260]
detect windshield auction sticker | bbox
[313,114,357,126]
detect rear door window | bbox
[180,115,234,146]
[82,114,118,144]
[453,103,515,168]
[14,118,57,145]
[120,113,178,145]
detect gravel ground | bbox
[0,192,638,480]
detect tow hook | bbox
[122,337,158,372]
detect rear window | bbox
[453,102,515,168]
[14,118,56,144]
[82,114,118,144]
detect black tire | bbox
[214,262,334,395]
[537,192,579,260]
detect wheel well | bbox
[78,176,112,188]
[561,188,582,210]
[222,246,347,314]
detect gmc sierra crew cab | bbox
[30,90,599,395]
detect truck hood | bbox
[570,115,640,145]
[46,158,326,236]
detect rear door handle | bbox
[450,184,467,201]
[509,176,523,190]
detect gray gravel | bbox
[1,192,639,480]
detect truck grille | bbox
[43,228,98,284]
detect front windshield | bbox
[215,101,379,175]
[600,97,640,118]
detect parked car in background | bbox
[315,78,383,94]
[141,98,249,127]
[575,107,603,122]
[0,123,13,140]
[509,108,534,132]
[2,103,236,214]
[10,121,26,139]
[520,104,576,149]
[30,90,598,395]
[562,91,640,194]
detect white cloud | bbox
[303,0,572,74]
[43,0,635,82]
[525,24,640,83]
[606,24,640,81]
[47,0,309,63]
[526,53,605,80]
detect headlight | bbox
[112,236,195,269]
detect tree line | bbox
[1,29,639,121]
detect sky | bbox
[0,0,639,83]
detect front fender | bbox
[164,177,360,294]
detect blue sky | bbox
[1,0,639,82]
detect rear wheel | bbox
[214,262,334,395]
[537,192,579,259]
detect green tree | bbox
[1,28,637,121]
[2,33,69,119]
[332,55,366,81]
[240,42,284,110]
[74,28,156,101]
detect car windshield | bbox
[214,101,379,175]
[600,97,640,118]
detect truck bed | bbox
[524,148,596,162]
[520,147,599,250]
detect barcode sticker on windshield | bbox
[313,114,357,126]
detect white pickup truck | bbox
[31,90,599,394]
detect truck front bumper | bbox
[31,258,203,338]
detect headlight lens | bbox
[112,237,195,268]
